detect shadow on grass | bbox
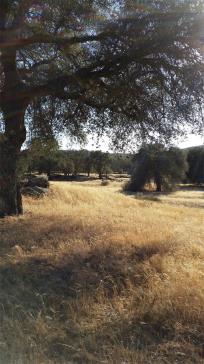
[122,184,204,204]
[121,189,170,202]
[49,174,98,182]
[0,241,164,305]
[0,214,105,254]
[0,235,203,363]
[178,184,204,192]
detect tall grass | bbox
[0,181,204,363]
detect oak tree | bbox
[0,0,203,215]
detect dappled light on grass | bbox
[0,182,204,363]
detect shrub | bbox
[101,180,110,186]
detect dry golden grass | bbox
[0,181,204,363]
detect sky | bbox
[178,134,204,149]
[61,133,204,152]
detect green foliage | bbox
[57,154,74,176]
[110,154,132,174]
[91,151,111,179]
[27,137,59,176]
[2,0,203,216]
[187,147,204,185]
[126,144,188,192]
[68,150,88,176]
[1,0,204,143]
[22,141,191,188]
[27,137,59,158]
[17,151,30,180]
[83,152,94,177]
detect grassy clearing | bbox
[0,181,204,363]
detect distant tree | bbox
[110,155,132,174]
[126,144,187,192]
[57,154,74,176]
[84,152,94,177]
[69,150,87,177]
[28,137,59,176]
[17,150,30,178]
[187,147,204,185]
[92,151,111,179]
[37,155,59,177]
[104,166,113,179]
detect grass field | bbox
[0,180,204,363]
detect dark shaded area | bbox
[122,185,204,205]
[177,184,204,192]
[49,174,98,182]
[1,210,204,363]
[0,239,203,363]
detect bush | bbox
[101,180,110,186]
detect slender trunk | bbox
[155,174,162,192]
[17,183,23,214]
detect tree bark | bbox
[0,140,20,216]
[0,49,28,217]
[0,107,26,217]
[155,174,162,192]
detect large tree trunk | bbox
[0,49,27,217]
[0,139,22,217]
[0,106,26,217]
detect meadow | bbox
[0,180,204,363]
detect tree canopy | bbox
[1,0,204,141]
[187,146,204,184]
[126,144,188,192]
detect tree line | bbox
[18,137,132,179]
[19,138,204,190]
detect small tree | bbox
[84,152,94,177]
[69,150,87,177]
[110,154,132,174]
[126,144,187,192]
[57,154,74,176]
[17,150,31,178]
[187,147,204,185]
[92,151,111,179]
[28,136,59,176]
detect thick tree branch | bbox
[0,30,111,50]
